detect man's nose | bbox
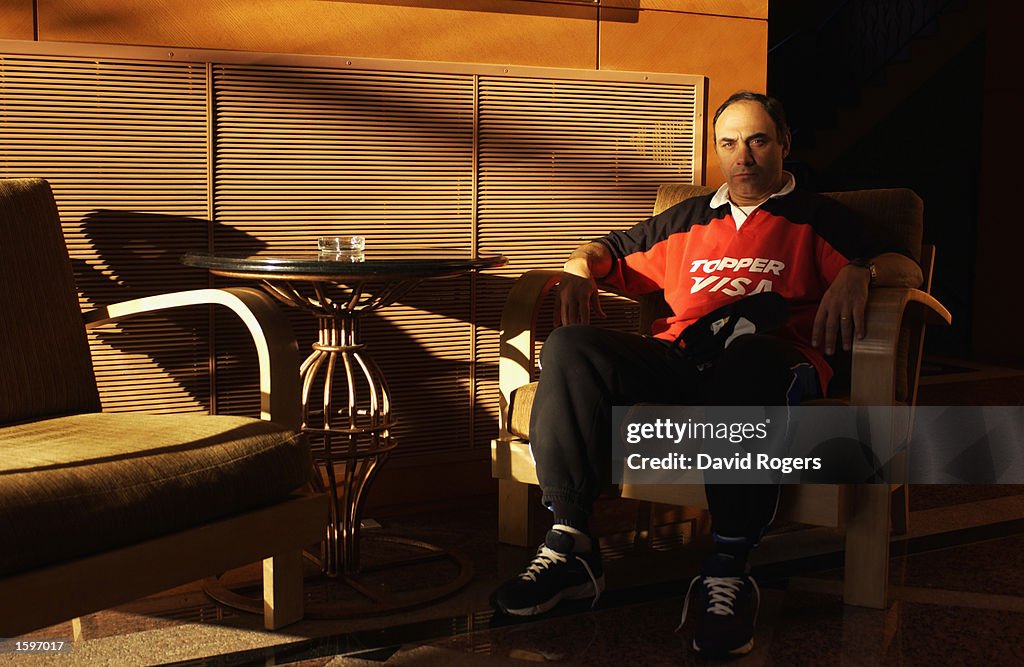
[735,143,754,165]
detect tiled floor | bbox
[9,361,1024,666]
[10,486,1024,666]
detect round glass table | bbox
[183,249,506,615]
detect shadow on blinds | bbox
[73,210,264,413]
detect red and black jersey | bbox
[597,189,906,391]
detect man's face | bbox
[713,100,791,205]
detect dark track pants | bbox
[528,325,821,544]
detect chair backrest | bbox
[653,183,717,216]
[0,179,101,424]
[647,183,929,403]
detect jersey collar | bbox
[709,170,797,210]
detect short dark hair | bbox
[712,91,790,143]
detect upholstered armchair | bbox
[491,184,951,609]
[0,178,327,636]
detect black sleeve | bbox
[767,191,920,263]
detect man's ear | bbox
[781,130,792,158]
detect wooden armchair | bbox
[491,184,951,609]
[0,178,327,636]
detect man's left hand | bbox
[812,264,870,355]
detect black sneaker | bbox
[677,553,759,657]
[494,528,604,616]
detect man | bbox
[493,92,923,657]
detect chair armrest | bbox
[82,287,301,429]
[850,287,951,405]
[498,270,564,431]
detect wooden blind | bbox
[474,75,701,447]
[0,53,211,414]
[211,64,478,456]
[0,43,703,463]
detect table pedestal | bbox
[210,277,472,616]
[303,313,396,576]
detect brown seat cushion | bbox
[0,413,313,576]
[508,382,538,441]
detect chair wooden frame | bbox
[491,185,951,609]
[0,287,328,637]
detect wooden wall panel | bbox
[599,9,767,187]
[605,0,766,18]
[37,0,598,68]
[0,0,34,40]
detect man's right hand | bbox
[556,271,606,325]
[555,242,613,325]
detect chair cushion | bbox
[0,413,313,576]
[508,382,538,441]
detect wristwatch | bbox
[850,257,877,284]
